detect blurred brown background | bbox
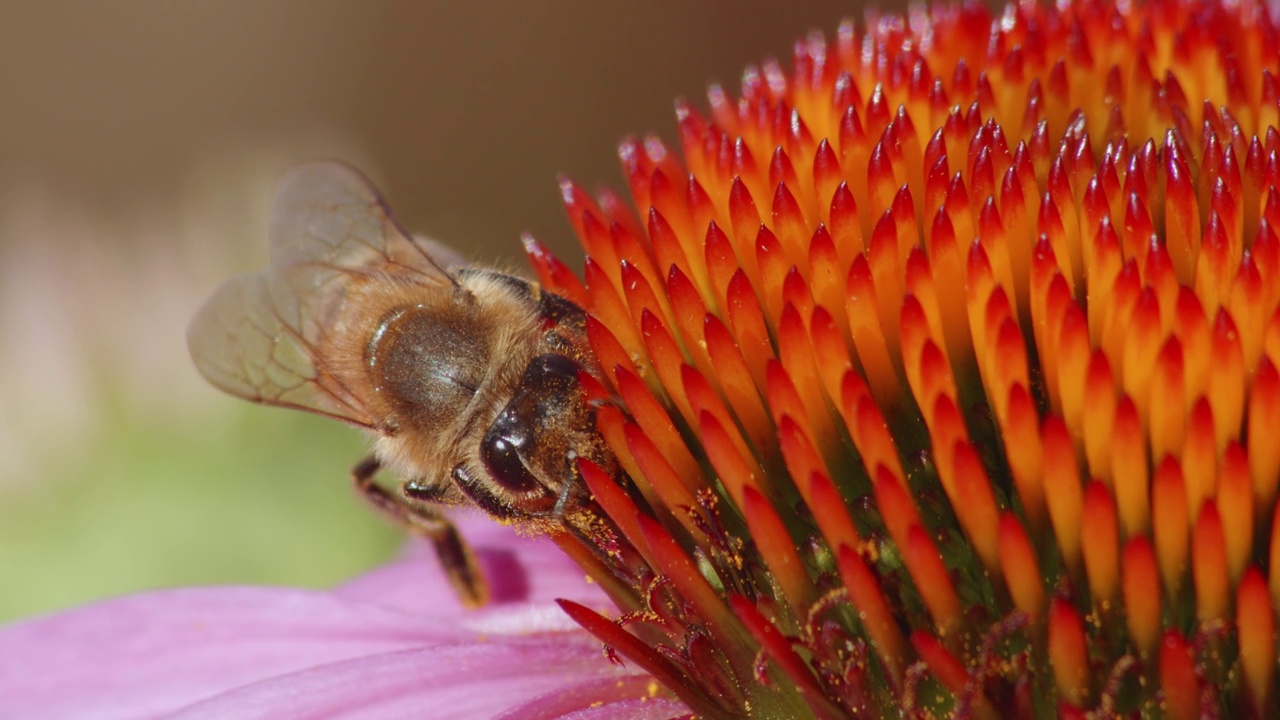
[0,0,891,621]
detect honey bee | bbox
[187,161,613,606]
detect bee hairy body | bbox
[188,162,613,607]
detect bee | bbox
[187,161,613,607]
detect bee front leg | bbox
[351,456,489,608]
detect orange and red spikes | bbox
[742,485,814,614]
[725,270,775,390]
[1082,352,1116,482]
[1003,383,1046,531]
[612,366,705,492]
[1121,537,1162,658]
[730,596,850,719]
[1248,357,1280,513]
[1152,457,1191,600]
[699,408,763,511]
[951,442,1002,575]
[1207,309,1245,454]
[776,415,828,506]
[1192,500,1230,623]
[1111,396,1151,537]
[1237,568,1275,715]
[805,469,861,556]
[840,372,906,486]
[1056,300,1092,440]
[636,513,745,641]
[1149,337,1186,463]
[836,545,905,681]
[999,513,1044,618]
[1043,416,1084,577]
[905,524,963,634]
[910,630,972,700]
[702,314,774,453]
[1183,397,1217,520]
[540,2,1280,716]
[558,599,726,720]
[846,254,901,405]
[585,260,646,366]
[1218,442,1253,584]
[1081,482,1120,607]
[1164,136,1201,283]
[577,458,658,571]
[809,304,853,404]
[1047,598,1091,708]
[773,307,837,452]
[624,421,703,541]
[807,227,848,337]
[1159,631,1200,720]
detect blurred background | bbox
[0,0,883,622]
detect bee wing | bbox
[188,161,456,427]
[266,161,456,279]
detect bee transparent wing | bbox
[187,271,377,425]
[187,161,455,427]
[267,161,455,280]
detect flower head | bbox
[521,0,1280,716]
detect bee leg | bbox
[409,512,489,609]
[350,456,489,608]
[449,462,523,520]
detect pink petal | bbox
[336,512,609,618]
[336,512,614,638]
[162,637,669,719]
[0,513,638,719]
[0,587,461,719]
[494,675,689,720]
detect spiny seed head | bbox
[528,0,1280,717]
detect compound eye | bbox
[481,427,541,494]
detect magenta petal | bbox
[494,675,689,720]
[0,587,463,720]
[336,512,609,616]
[163,637,662,719]
[0,515,642,719]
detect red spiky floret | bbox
[526,0,1280,716]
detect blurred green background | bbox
[0,0,875,622]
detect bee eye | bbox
[478,353,583,500]
[480,430,541,494]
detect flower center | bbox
[526,1,1280,717]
